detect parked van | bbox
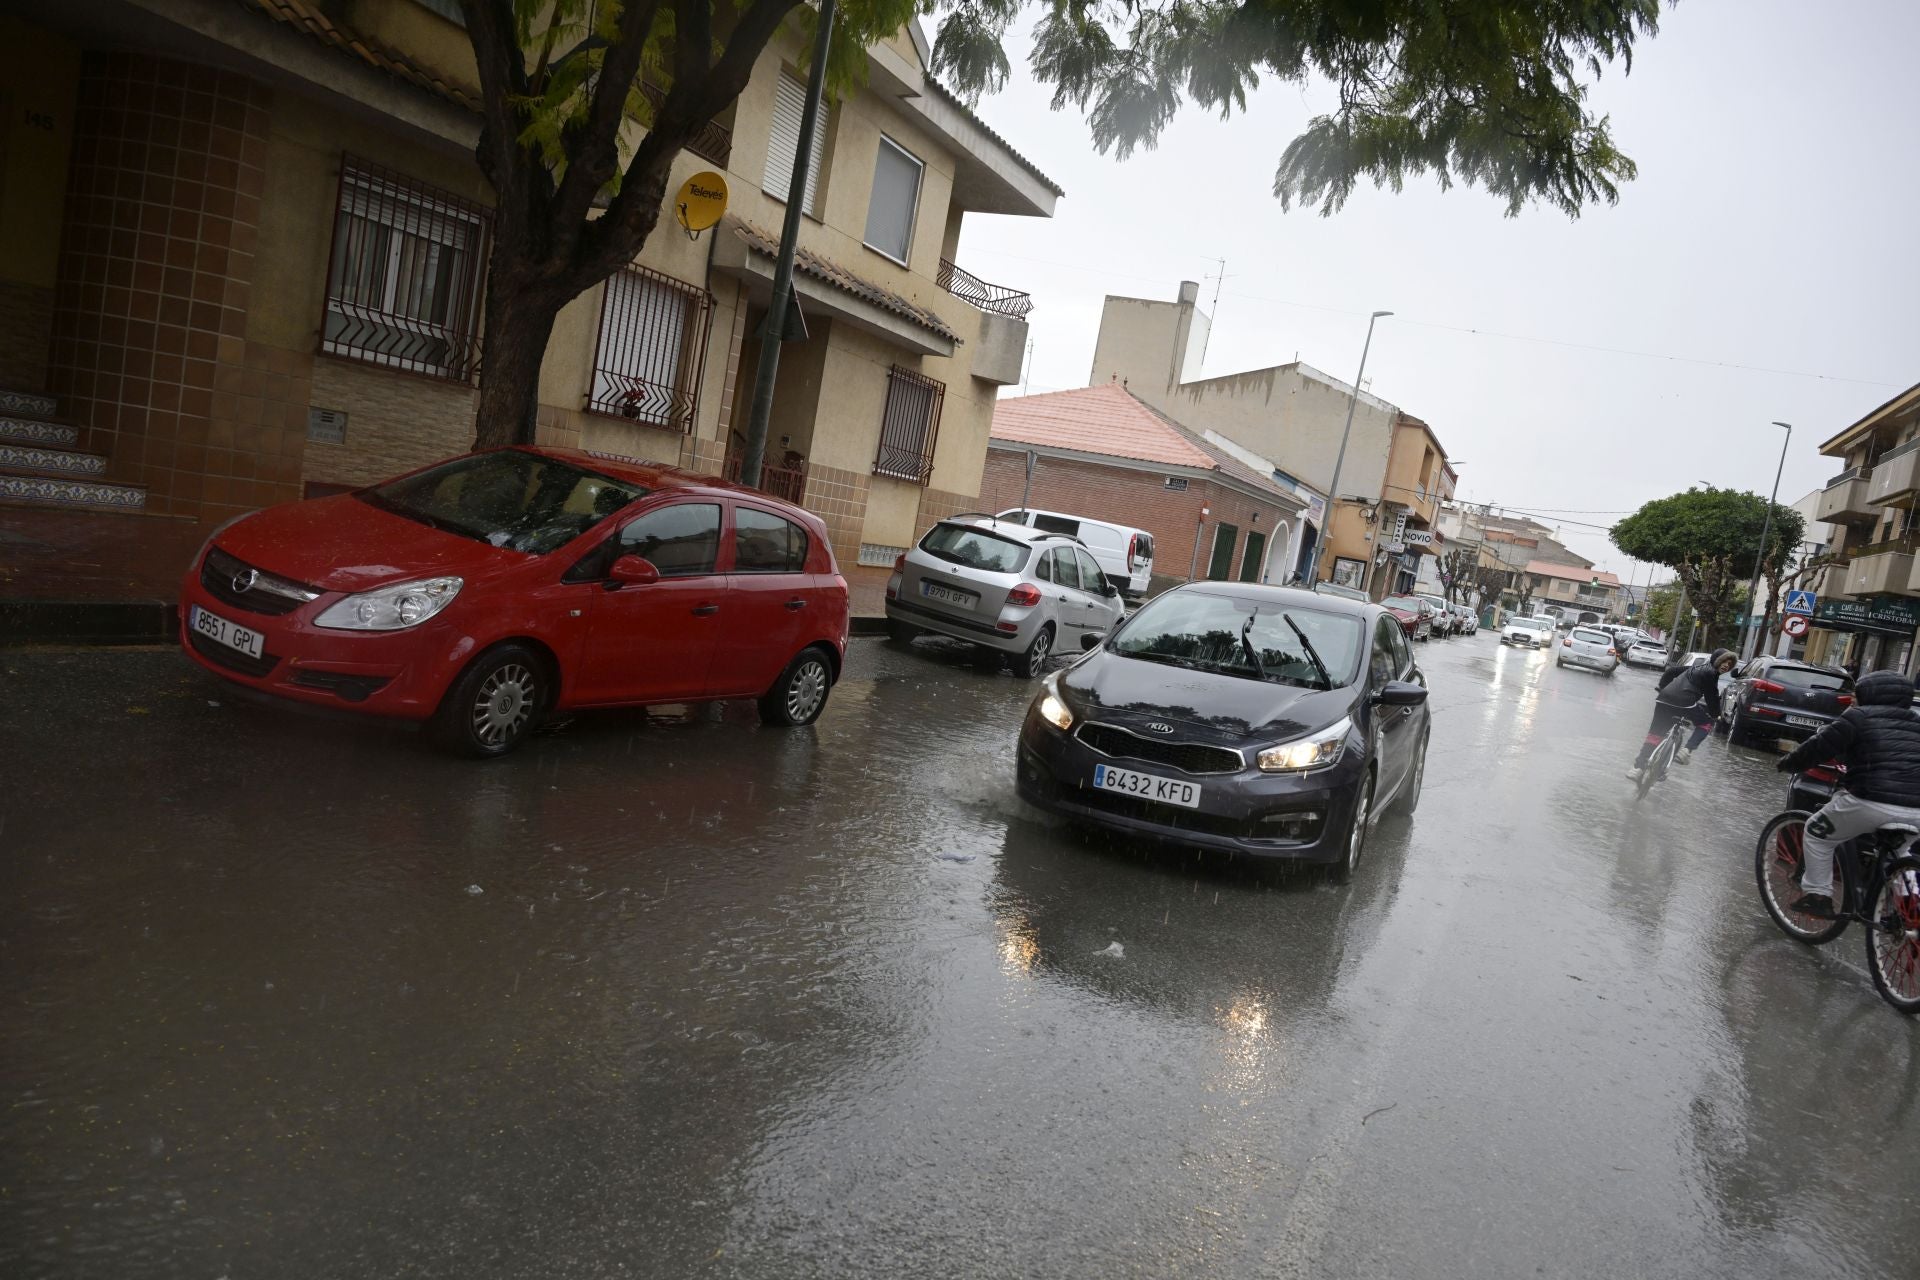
[995,508,1154,597]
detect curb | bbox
[0,599,178,647]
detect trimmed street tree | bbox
[1610,488,1804,649]
[459,0,1666,446]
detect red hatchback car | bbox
[178,446,850,755]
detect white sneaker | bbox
[1677,749,1693,765]
[1625,768,1645,782]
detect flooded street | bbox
[4,634,1917,1278]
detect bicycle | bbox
[1755,804,1920,1014]
[1633,717,1690,802]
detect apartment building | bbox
[0,3,1057,571]
[1807,380,1920,673]
[1086,280,1411,592]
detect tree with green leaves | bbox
[458,0,1666,446]
[1610,488,1804,649]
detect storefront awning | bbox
[1812,596,1920,638]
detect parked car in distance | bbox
[1416,594,1456,636]
[994,507,1154,598]
[1501,615,1556,649]
[1721,656,1855,748]
[1452,603,1479,635]
[178,446,850,757]
[1381,594,1436,641]
[1313,581,1371,604]
[1624,639,1668,669]
[887,516,1126,677]
[1016,583,1429,879]
[1556,625,1620,676]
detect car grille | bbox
[1077,722,1244,775]
[200,547,319,617]
[189,630,280,678]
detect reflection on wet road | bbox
[2,635,1916,1277]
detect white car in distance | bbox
[1502,616,1557,649]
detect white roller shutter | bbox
[763,71,825,215]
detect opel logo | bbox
[1144,722,1175,735]
[232,568,257,594]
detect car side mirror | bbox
[1373,680,1428,707]
[1102,579,1119,597]
[607,554,660,588]
[1080,632,1102,651]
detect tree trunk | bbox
[473,272,565,449]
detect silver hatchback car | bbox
[886,515,1127,677]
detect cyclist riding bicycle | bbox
[1775,669,1920,918]
[1626,647,1736,782]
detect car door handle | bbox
[692,604,719,616]
[784,598,807,611]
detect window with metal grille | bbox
[322,157,490,383]
[873,366,945,484]
[587,265,713,432]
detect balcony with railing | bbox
[936,259,1033,317]
[1841,531,1920,598]
[1818,465,1877,525]
[1868,439,1920,509]
[936,259,1030,386]
[638,81,732,168]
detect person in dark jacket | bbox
[1627,647,1737,779]
[1775,669,1920,917]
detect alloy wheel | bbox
[1344,781,1372,876]
[472,662,536,747]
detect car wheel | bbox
[1331,773,1374,883]
[886,618,919,645]
[1011,624,1055,679]
[759,646,834,726]
[434,643,548,758]
[1728,702,1748,747]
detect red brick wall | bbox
[979,449,1300,586]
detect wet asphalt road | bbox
[3,633,1918,1279]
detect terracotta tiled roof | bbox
[730,221,960,344]
[240,0,482,111]
[992,384,1302,506]
[1527,560,1619,586]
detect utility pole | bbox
[1305,311,1391,586]
[1198,258,1227,367]
[1741,421,1793,659]
[737,0,836,489]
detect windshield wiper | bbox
[1284,615,1334,690]
[1240,614,1267,680]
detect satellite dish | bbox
[674,171,729,238]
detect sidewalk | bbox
[0,506,896,644]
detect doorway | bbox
[1238,530,1266,583]
[1207,523,1239,580]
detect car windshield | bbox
[1770,666,1850,691]
[358,450,646,555]
[1110,592,1363,688]
[920,522,1031,573]
[1382,596,1425,612]
[1573,629,1611,644]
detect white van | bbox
[995,507,1154,597]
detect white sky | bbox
[950,0,1920,581]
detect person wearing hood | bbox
[1776,669,1920,917]
[1628,647,1738,780]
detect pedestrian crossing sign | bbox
[1784,589,1817,617]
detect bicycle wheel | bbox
[1754,811,1851,945]
[1636,737,1673,802]
[1864,855,1920,1015]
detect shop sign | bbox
[1812,596,1920,637]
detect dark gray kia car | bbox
[1016,583,1430,879]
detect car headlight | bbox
[314,576,463,631]
[1257,716,1351,773]
[1035,672,1073,731]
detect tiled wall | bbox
[0,280,54,391]
[912,484,978,542]
[303,357,477,489]
[45,53,304,520]
[683,433,726,477]
[801,460,871,568]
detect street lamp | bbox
[1741,421,1793,659]
[1306,310,1392,587]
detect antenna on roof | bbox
[1200,258,1229,367]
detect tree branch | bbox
[459,0,530,191]
[551,0,665,234]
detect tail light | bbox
[1752,679,1786,695]
[892,553,906,572]
[1608,647,1619,656]
[1128,534,1140,564]
[1804,765,1838,783]
[1836,694,1854,707]
[1006,583,1043,608]
[1562,637,1572,647]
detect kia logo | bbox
[232,568,258,594]
[1144,722,1175,735]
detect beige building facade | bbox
[0,2,1056,570]
[1806,381,1920,673]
